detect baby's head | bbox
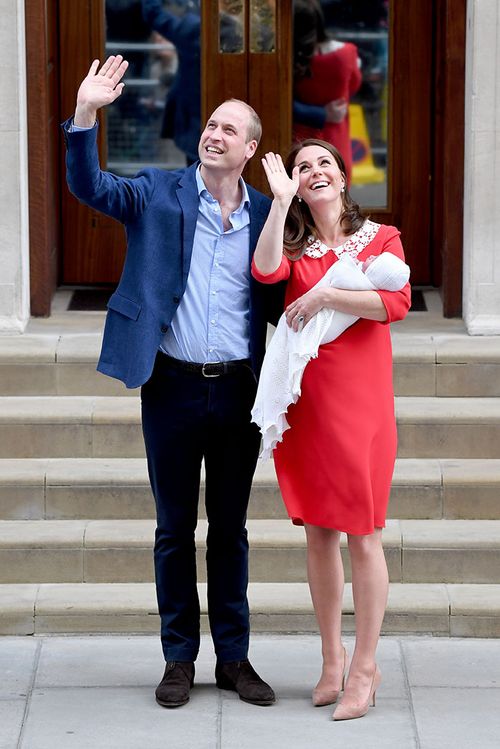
[363,252,410,291]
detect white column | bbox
[463,0,500,334]
[0,0,30,332]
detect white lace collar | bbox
[305,220,381,260]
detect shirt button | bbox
[211,319,216,325]
[172,296,180,304]
[161,325,168,333]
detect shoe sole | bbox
[216,682,275,706]
[155,695,190,708]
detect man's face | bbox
[198,101,257,173]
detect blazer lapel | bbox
[248,189,269,261]
[176,164,200,287]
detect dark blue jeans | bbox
[141,353,260,663]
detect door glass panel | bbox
[292,0,389,207]
[105,0,201,175]
[250,0,276,53]
[219,0,245,53]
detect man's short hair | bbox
[226,99,262,145]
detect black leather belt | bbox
[160,353,251,378]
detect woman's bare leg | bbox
[340,528,388,705]
[304,524,346,693]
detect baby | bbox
[252,251,410,458]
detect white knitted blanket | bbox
[251,252,410,459]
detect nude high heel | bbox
[312,647,349,707]
[332,665,381,721]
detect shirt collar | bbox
[196,166,250,215]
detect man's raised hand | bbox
[74,55,129,128]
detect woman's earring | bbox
[297,195,302,202]
[341,185,345,192]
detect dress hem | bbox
[290,514,386,536]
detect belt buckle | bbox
[202,362,221,378]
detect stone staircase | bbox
[1,309,500,637]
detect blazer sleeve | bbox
[375,226,412,324]
[142,0,200,45]
[62,119,157,224]
[293,100,326,130]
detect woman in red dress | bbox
[252,139,411,720]
[293,0,362,184]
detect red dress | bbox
[252,222,411,535]
[294,41,362,183]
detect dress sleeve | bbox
[375,226,412,324]
[251,254,292,284]
[348,44,362,97]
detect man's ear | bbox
[246,139,258,159]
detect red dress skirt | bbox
[252,222,411,535]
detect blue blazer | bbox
[62,120,278,389]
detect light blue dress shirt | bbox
[160,167,251,363]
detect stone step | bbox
[0,332,499,396]
[2,581,499,637]
[1,457,499,521]
[1,396,500,458]
[0,518,499,585]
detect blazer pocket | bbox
[107,292,141,321]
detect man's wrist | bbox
[74,105,97,128]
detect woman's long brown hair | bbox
[283,139,366,260]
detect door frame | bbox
[25,0,466,316]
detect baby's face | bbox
[361,255,377,273]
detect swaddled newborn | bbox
[252,251,410,458]
[316,251,409,344]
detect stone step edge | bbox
[2,332,500,363]
[2,396,500,425]
[2,582,499,637]
[1,518,499,550]
[1,457,500,488]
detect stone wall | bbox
[0,0,29,332]
[463,0,500,334]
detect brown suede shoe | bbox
[155,661,195,708]
[215,659,275,706]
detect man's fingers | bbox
[111,60,129,86]
[99,55,117,77]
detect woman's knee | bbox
[347,528,383,558]
[305,524,341,549]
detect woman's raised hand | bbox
[261,152,300,204]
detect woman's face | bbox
[294,145,345,208]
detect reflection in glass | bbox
[219,0,245,53]
[292,0,389,207]
[250,0,276,53]
[105,0,201,175]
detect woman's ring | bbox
[298,315,305,322]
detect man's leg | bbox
[141,356,206,663]
[203,367,259,661]
[203,367,275,705]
